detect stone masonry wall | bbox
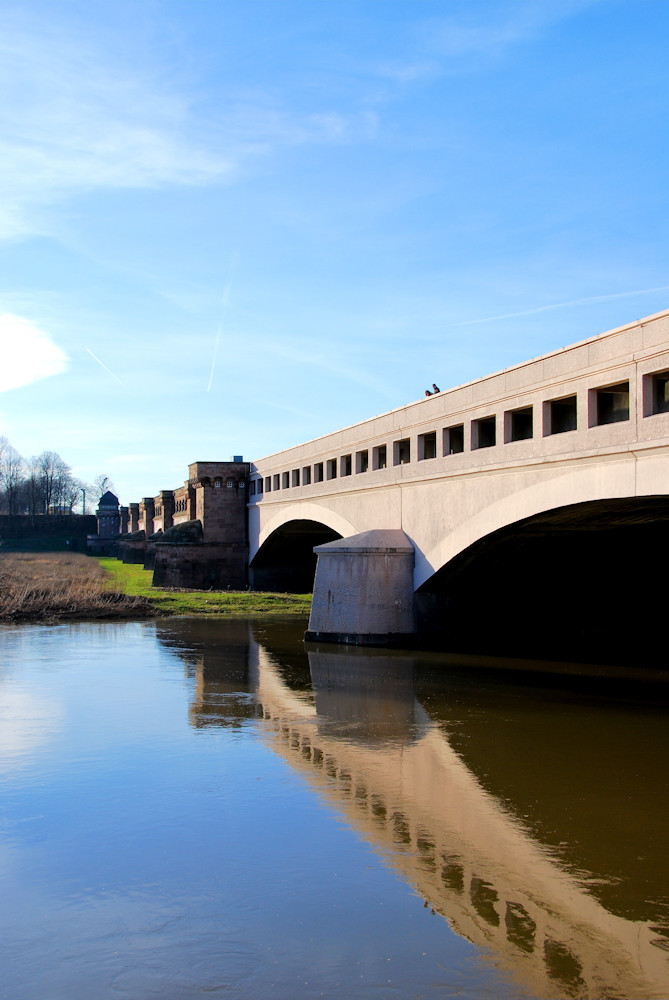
[153,543,248,589]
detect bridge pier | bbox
[305,530,415,647]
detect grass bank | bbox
[0,553,312,623]
[97,558,312,617]
[0,552,155,623]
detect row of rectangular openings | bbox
[255,467,315,492]
[252,374,669,491]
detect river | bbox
[1,618,668,999]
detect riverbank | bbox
[0,553,312,622]
[98,557,312,617]
[0,552,155,622]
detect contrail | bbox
[86,348,124,385]
[454,284,669,327]
[207,252,239,392]
[207,322,223,392]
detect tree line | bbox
[0,437,113,516]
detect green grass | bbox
[97,558,312,617]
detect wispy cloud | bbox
[422,1,593,59]
[0,14,375,242]
[0,17,232,240]
[260,337,397,400]
[377,1,593,84]
[454,285,669,328]
[0,314,68,392]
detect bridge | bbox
[247,308,669,648]
[110,307,669,651]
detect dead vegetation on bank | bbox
[0,552,157,623]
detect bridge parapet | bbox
[249,310,669,513]
[118,309,669,646]
[247,309,669,646]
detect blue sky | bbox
[2,0,669,506]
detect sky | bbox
[2,0,669,507]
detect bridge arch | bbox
[250,510,356,593]
[255,503,358,557]
[415,459,639,589]
[415,493,669,658]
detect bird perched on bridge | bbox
[424,389,433,396]
[432,383,440,393]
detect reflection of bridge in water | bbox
[159,620,669,1000]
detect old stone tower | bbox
[96,491,120,538]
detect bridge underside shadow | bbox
[416,497,669,663]
[250,519,342,593]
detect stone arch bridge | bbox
[118,309,669,651]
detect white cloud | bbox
[422,1,593,60]
[0,18,234,240]
[0,314,68,392]
[0,14,374,242]
[375,1,593,84]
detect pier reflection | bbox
[156,619,669,1000]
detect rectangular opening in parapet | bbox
[291,469,300,487]
[281,471,289,489]
[256,478,263,495]
[590,381,629,426]
[418,431,437,460]
[648,371,669,415]
[272,474,280,491]
[504,406,533,443]
[355,450,369,473]
[302,466,312,485]
[326,458,337,480]
[443,424,464,455]
[314,462,324,483]
[264,476,272,493]
[394,439,410,465]
[472,416,496,450]
[340,454,352,477]
[545,395,577,435]
[372,444,387,470]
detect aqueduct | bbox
[112,308,669,651]
[247,308,669,649]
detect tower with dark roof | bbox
[96,491,120,538]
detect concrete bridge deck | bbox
[245,308,669,646]
[113,308,669,650]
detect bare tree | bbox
[91,474,115,501]
[33,451,74,512]
[24,456,42,515]
[0,444,25,515]
[0,440,111,517]
[62,476,85,513]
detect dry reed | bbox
[0,552,157,622]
